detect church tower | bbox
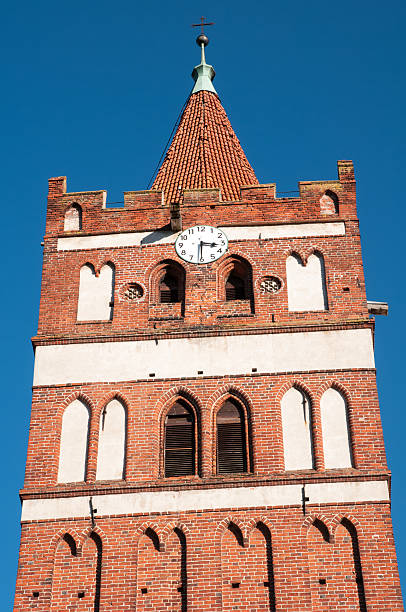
[14,32,403,611]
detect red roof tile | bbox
[152,91,259,204]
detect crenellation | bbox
[123,188,165,208]
[48,175,66,198]
[337,159,355,182]
[182,187,222,205]
[240,183,276,200]
[45,163,358,240]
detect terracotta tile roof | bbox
[152,91,259,204]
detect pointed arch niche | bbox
[50,532,101,611]
[281,387,314,471]
[50,534,78,610]
[96,398,126,481]
[77,262,115,321]
[220,522,275,611]
[286,252,328,311]
[221,523,246,611]
[335,519,366,611]
[307,518,366,611]
[57,399,89,483]
[307,519,334,610]
[136,527,187,611]
[136,528,162,611]
[320,388,352,469]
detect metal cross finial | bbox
[192,17,214,63]
[191,16,214,35]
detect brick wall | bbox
[23,369,386,489]
[14,504,402,610]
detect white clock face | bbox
[175,225,228,264]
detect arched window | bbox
[96,398,126,480]
[286,252,328,311]
[281,387,314,470]
[77,262,115,321]
[64,203,82,231]
[224,259,252,301]
[150,260,185,307]
[320,388,352,469]
[217,398,248,474]
[164,400,196,477]
[57,399,89,483]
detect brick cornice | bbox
[32,318,374,347]
[20,469,390,502]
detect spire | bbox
[152,31,259,203]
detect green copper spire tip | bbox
[191,35,217,95]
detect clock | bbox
[175,225,228,264]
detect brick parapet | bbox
[44,161,357,237]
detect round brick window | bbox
[259,276,282,295]
[124,283,144,300]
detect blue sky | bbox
[2,0,405,607]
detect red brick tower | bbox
[14,34,403,611]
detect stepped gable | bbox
[152,45,258,203]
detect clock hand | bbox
[201,241,218,247]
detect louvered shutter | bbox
[159,272,179,303]
[217,401,247,474]
[160,287,178,303]
[165,403,195,477]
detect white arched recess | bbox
[286,253,328,311]
[57,399,89,483]
[64,205,82,231]
[281,387,314,470]
[321,388,352,469]
[77,263,115,321]
[96,399,126,480]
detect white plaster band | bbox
[57,222,345,251]
[21,479,389,522]
[33,328,374,386]
[223,222,345,241]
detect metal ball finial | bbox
[196,34,209,47]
